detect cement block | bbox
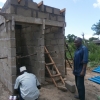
[57,16,65,22]
[46,6,53,13]
[58,86,67,92]
[7,82,13,93]
[11,0,25,6]
[8,31,15,38]
[45,28,51,34]
[65,81,76,93]
[7,39,16,47]
[17,7,31,17]
[54,8,60,15]
[5,5,16,14]
[32,10,37,17]
[28,2,38,10]
[38,38,44,46]
[50,14,57,21]
[51,40,57,45]
[38,12,49,19]
[7,48,16,57]
[10,5,16,14]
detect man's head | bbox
[74,37,82,48]
[20,66,27,75]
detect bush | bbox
[65,42,100,68]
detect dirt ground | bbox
[0,68,100,100]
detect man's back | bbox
[14,72,40,100]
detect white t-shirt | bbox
[14,72,40,100]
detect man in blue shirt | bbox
[73,37,88,100]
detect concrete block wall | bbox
[45,26,65,77]
[1,0,65,22]
[0,18,16,92]
[0,0,65,93]
[15,23,45,83]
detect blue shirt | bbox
[73,45,88,76]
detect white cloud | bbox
[93,0,100,8]
[0,0,6,3]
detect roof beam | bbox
[0,13,64,27]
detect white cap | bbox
[20,66,26,72]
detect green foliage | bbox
[65,36,100,68]
[66,34,77,43]
[91,20,100,37]
[89,37,98,41]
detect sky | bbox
[0,0,100,39]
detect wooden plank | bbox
[18,0,22,3]
[60,8,66,13]
[46,65,58,87]
[45,46,65,85]
[38,1,43,7]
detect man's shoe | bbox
[74,95,79,99]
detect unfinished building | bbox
[0,0,66,92]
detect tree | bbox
[89,37,98,41]
[91,20,100,39]
[66,34,77,43]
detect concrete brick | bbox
[51,40,57,45]
[58,86,67,92]
[10,5,16,14]
[7,48,16,57]
[17,7,31,17]
[5,5,16,14]
[51,27,58,32]
[45,28,51,34]
[5,6,11,13]
[8,31,15,38]
[7,82,13,93]
[57,16,65,22]
[38,12,49,19]
[28,2,38,10]
[46,6,52,13]
[38,38,44,46]
[39,5,44,12]
[11,0,25,6]
[11,66,16,75]
[50,14,57,21]
[54,8,60,15]
[32,10,37,17]
[65,81,76,93]
[7,39,16,47]
[39,69,45,78]
[58,39,64,45]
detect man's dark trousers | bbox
[75,76,85,100]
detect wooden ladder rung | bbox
[45,52,50,54]
[46,63,54,66]
[51,74,61,77]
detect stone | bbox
[57,85,67,92]
[65,81,76,93]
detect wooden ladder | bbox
[45,46,65,87]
